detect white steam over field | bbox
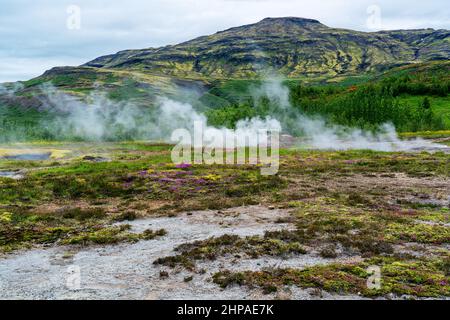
[17,80,449,152]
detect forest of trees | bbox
[289,83,445,132]
[206,75,449,133]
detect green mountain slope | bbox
[84,17,449,80]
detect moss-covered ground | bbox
[0,140,449,298]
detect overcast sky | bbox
[0,0,449,82]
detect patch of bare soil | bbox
[1,205,352,300]
[286,172,449,209]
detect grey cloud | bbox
[0,0,448,82]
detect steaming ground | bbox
[292,125,450,152]
[1,80,449,300]
[20,82,446,153]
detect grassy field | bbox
[398,95,450,128]
[0,140,449,298]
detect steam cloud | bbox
[254,79,446,152]
[1,80,448,152]
[0,82,24,97]
[38,84,281,146]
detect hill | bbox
[0,17,449,141]
[84,17,449,80]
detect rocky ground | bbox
[0,142,449,300]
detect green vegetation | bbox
[0,106,57,142]
[0,206,166,252]
[213,256,450,297]
[1,18,449,141]
[84,17,449,80]
[203,62,450,132]
[0,143,285,251]
[154,196,449,268]
[154,234,307,270]
[1,60,449,141]
[0,142,449,298]
[0,17,449,299]
[62,225,166,245]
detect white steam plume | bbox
[15,80,448,153]
[157,97,281,147]
[0,82,24,97]
[253,79,448,152]
[37,85,280,145]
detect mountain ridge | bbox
[82,17,449,80]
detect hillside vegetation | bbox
[0,17,449,141]
[204,61,450,132]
